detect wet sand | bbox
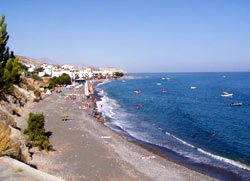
[23,83,216,181]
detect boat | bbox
[157,83,162,86]
[134,90,140,94]
[190,86,197,89]
[230,103,242,106]
[166,77,171,81]
[160,90,167,93]
[221,92,233,97]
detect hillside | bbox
[17,56,44,66]
[17,56,128,73]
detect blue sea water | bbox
[95,72,250,180]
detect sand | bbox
[20,84,216,181]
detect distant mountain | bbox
[99,67,128,73]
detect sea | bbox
[95,72,250,180]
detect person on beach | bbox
[87,101,90,108]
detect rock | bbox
[9,127,31,161]
[0,109,16,127]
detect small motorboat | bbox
[230,103,243,106]
[190,86,197,89]
[134,90,141,94]
[221,92,233,97]
[157,83,162,86]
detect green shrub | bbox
[21,78,28,85]
[114,72,124,77]
[27,84,35,91]
[43,73,50,77]
[33,98,40,102]
[24,113,54,151]
[33,90,41,97]
[31,74,43,82]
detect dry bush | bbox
[0,123,21,159]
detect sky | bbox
[1,0,250,73]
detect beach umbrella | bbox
[61,114,68,118]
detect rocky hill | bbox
[17,56,128,73]
[17,56,44,66]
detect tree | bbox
[114,72,124,77]
[0,15,10,67]
[58,73,71,85]
[48,73,71,88]
[0,15,20,96]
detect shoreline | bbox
[90,80,218,179]
[25,79,216,180]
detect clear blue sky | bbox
[1,0,250,72]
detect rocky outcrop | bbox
[0,109,16,127]
[0,157,63,181]
[9,127,30,161]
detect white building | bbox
[38,72,45,77]
[61,64,75,71]
[26,64,36,72]
[52,70,75,80]
[43,65,53,76]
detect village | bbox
[23,62,125,81]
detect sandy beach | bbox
[18,82,216,181]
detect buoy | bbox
[160,90,167,93]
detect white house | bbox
[38,72,45,77]
[43,65,53,76]
[51,70,75,80]
[26,64,36,72]
[61,64,75,71]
